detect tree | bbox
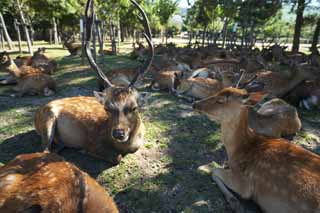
[311,17,320,53]
[291,0,307,52]
[16,0,33,54]
[0,0,14,50]
[154,0,178,44]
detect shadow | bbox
[0,130,42,163]
[112,91,262,212]
[0,130,116,178]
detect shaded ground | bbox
[0,43,319,213]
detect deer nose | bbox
[112,129,126,140]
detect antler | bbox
[129,0,154,88]
[235,69,246,88]
[85,0,113,88]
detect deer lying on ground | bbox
[0,152,118,212]
[284,80,320,110]
[64,40,82,56]
[175,70,238,100]
[0,52,56,96]
[193,87,320,213]
[31,47,58,74]
[150,70,183,92]
[14,55,32,67]
[242,64,316,98]
[35,0,154,164]
[248,98,301,138]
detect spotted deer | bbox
[0,52,56,96]
[193,87,320,213]
[248,98,301,138]
[34,0,154,164]
[63,40,82,56]
[175,70,238,100]
[31,47,58,74]
[0,152,118,212]
[242,64,316,98]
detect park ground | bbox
[0,42,319,212]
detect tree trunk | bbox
[292,0,305,53]
[311,18,320,53]
[52,17,59,45]
[0,30,4,50]
[0,12,14,50]
[117,16,121,54]
[202,26,207,47]
[49,29,53,44]
[14,19,22,54]
[16,0,32,54]
[110,22,117,55]
[222,17,229,48]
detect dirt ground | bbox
[0,45,319,213]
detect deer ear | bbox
[93,91,106,104]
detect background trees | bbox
[0,0,319,54]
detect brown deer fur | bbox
[34,87,145,164]
[193,88,320,213]
[98,68,143,90]
[0,52,56,96]
[151,70,183,92]
[31,48,58,74]
[175,71,236,99]
[64,40,82,56]
[248,98,301,138]
[0,152,118,212]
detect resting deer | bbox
[150,70,183,92]
[0,152,118,212]
[35,0,154,164]
[248,98,301,138]
[64,40,82,56]
[193,87,320,213]
[242,64,316,98]
[32,47,58,74]
[0,52,56,97]
[175,71,238,100]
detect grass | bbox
[0,43,231,212]
[0,42,319,212]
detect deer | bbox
[248,98,301,138]
[0,152,119,212]
[34,0,154,165]
[242,63,317,99]
[193,87,320,213]
[174,70,236,100]
[0,52,56,97]
[150,70,183,92]
[63,39,82,56]
[31,47,58,74]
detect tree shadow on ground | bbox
[0,130,115,178]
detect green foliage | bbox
[154,0,179,26]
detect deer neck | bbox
[5,60,22,78]
[220,107,253,163]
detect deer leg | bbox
[212,168,249,213]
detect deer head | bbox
[85,0,154,143]
[0,52,11,68]
[193,87,249,123]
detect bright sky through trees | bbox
[179,0,194,8]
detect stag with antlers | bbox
[35,0,154,165]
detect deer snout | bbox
[112,128,129,142]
